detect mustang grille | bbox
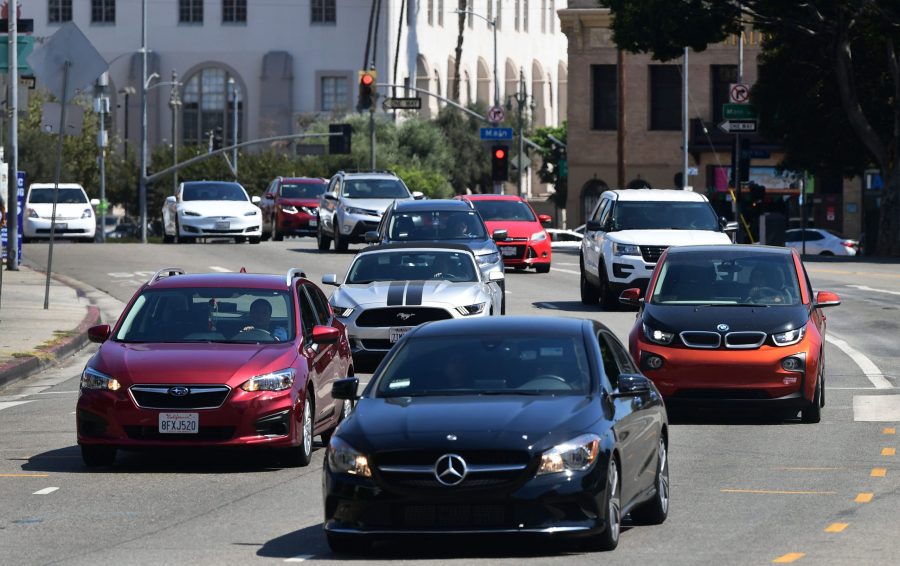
[355,307,453,327]
[129,385,231,409]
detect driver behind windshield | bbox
[238,299,288,341]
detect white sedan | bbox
[23,183,96,242]
[163,181,262,244]
[785,228,859,256]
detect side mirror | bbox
[332,377,360,400]
[488,270,505,282]
[165,196,176,205]
[90,198,100,206]
[88,324,111,344]
[492,229,508,242]
[251,195,261,204]
[619,287,642,306]
[364,230,380,243]
[815,291,841,308]
[585,219,604,232]
[311,325,341,345]
[723,221,739,233]
[538,214,552,227]
[612,373,652,397]
[323,192,338,201]
[264,193,274,200]
[321,274,340,286]
[412,191,425,200]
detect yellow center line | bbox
[721,489,836,495]
[773,552,806,563]
[882,448,896,456]
[825,522,849,533]
[884,427,896,435]
[855,493,874,503]
[871,468,887,477]
[0,473,50,477]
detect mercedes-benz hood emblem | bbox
[433,453,468,486]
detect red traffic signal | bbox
[491,145,509,182]
[494,147,506,160]
[361,73,374,86]
[358,69,377,111]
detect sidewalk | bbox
[0,266,100,389]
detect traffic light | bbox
[491,145,509,182]
[329,123,352,154]
[358,69,377,111]
[212,126,224,150]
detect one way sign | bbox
[717,119,757,134]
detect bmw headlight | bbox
[331,306,354,318]
[182,210,201,217]
[81,208,93,219]
[80,367,121,391]
[477,252,501,265]
[613,242,641,256]
[244,209,259,216]
[773,325,806,346]
[455,303,486,316]
[327,436,372,477]
[537,433,601,476]
[240,368,295,392]
[531,230,547,242]
[643,323,675,345]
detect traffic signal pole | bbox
[370,106,376,170]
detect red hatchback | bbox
[76,267,353,467]
[457,195,553,273]
[260,177,327,241]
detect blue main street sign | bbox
[480,127,513,141]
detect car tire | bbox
[629,438,669,525]
[333,225,349,252]
[536,263,551,274]
[273,218,284,241]
[498,279,506,315]
[801,375,823,424]
[249,236,261,245]
[320,399,352,445]
[586,456,621,551]
[326,532,372,554]
[580,260,600,305]
[317,222,332,251]
[282,396,314,467]
[81,444,116,467]
[163,233,174,244]
[597,263,618,311]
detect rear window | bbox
[471,200,536,222]
[182,183,248,201]
[28,188,88,204]
[281,183,325,199]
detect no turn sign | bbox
[729,83,751,104]
[488,105,506,123]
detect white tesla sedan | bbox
[163,181,262,244]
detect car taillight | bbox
[841,241,854,248]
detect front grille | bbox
[356,307,453,328]
[679,331,768,349]
[376,451,530,467]
[124,425,235,441]
[129,385,231,410]
[375,451,531,492]
[640,245,668,263]
[360,339,393,351]
[724,332,767,349]
[679,331,721,349]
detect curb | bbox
[0,274,102,390]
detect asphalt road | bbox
[2,239,898,565]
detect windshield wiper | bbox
[478,390,548,396]
[693,303,768,308]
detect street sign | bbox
[27,22,108,103]
[0,35,34,73]
[382,97,422,110]
[723,103,757,120]
[729,83,751,104]
[480,127,513,141]
[488,105,505,123]
[718,119,757,134]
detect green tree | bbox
[435,104,492,194]
[600,0,900,255]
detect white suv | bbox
[580,189,736,308]
[23,183,96,242]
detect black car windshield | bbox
[28,188,88,204]
[388,211,487,240]
[375,336,591,397]
[347,250,478,283]
[472,200,536,222]
[651,253,802,306]
[182,183,248,201]
[343,179,410,199]
[115,288,295,343]
[281,183,325,198]
[611,202,719,231]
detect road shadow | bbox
[532,301,635,314]
[19,442,328,474]
[800,255,900,265]
[666,406,802,426]
[287,247,360,256]
[258,523,621,560]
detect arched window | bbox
[182,67,243,146]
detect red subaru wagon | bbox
[76,267,353,467]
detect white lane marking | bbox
[550,267,581,275]
[284,555,314,562]
[134,271,156,277]
[846,284,900,297]
[106,272,135,278]
[853,396,900,422]
[556,262,579,266]
[0,401,33,412]
[33,487,59,495]
[208,266,233,273]
[827,334,892,389]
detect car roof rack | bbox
[336,169,396,177]
[286,268,307,286]
[148,267,185,286]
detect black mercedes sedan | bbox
[323,316,669,553]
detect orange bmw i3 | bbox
[622,245,840,423]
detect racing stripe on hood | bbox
[405,281,425,306]
[387,282,406,306]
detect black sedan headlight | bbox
[327,437,372,477]
[537,433,601,476]
[643,323,675,345]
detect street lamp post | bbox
[169,70,181,197]
[228,77,238,175]
[139,0,148,242]
[118,86,135,159]
[455,9,499,107]
[508,69,531,198]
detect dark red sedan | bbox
[76,267,353,467]
[260,177,327,241]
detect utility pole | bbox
[138,0,148,243]
[513,68,527,198]
[732,2,744,239]
[616,49,626,189]
[682,46,690,190]
[228,76,238,175]
[6,12,19,269]
[96,73,109,242]
[370,103,376,170]
[168,70,181,196]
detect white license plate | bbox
[54,223,68,230]
[215,220,230,230]
[389,326,413,343]
[308,218,318,227]
[501,246,517,257]
[158,412,198,434]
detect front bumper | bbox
[179,215,262,237]
[76,386,299,449]
[339,212,381,243]
[24,217,96,239]
[496,239,552,267]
